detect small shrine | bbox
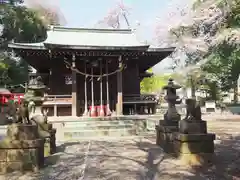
[8,26,175,117]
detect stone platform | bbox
[156,120,179,153]
[174,133,215,166]
[0,124,44,174]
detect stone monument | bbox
[174,98,215,166]
[156,78,182,153]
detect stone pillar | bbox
[116,55,123,115]
[83,61,88,116]
[71,54,77,116]
[105,59,111,116]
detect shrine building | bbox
[8,26,174,117]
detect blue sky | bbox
[27,0,191,72]
[58,0,167,28]
[56,0,175,72]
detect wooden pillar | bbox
[71,54,77,116]
[83,61,88,116]
[106,59,111,116]
[90,67,97,117]
[99,60,105,116]
[116,55,123,115]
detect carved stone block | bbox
[179,120,207,134]
[156,125,178,153]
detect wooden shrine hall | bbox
[8,26,174,117]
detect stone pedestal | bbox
[174,120,215,166]
[31,115,56,157]
[156,120,179,153]
[0,124,44,174]
[179,120,207,134]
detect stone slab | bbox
[0,139,43,149]
[7,124,39,140]
[0,161,39,174]
[159,120,179,127]
[6,148,39,162]
[179,120,207,134]
[175,133,216,142]
[156,125,178,133]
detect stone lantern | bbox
[156,78,182,153]
[24,76,47,115]
[162,78,182,126]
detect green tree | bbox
[140,69,170,93]
[200,0,240,103]
[167,0,240,102]
[0,0,63,89]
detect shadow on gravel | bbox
[42,135,240,180]
[190,135,240,180]
[143,135,240,180]
[3,134,239,180]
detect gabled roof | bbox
[8,26,151,50]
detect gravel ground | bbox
[1,119,240,180]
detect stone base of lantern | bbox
[174,133,215,166]
[156,123,178,154]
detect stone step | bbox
[63,120,134,128]
[0,126,7,139]
[64,124,134,131]
[64,128,137,140]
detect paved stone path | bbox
[1,119,240,180]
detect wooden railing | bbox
[123,94,157,102]
[44,95,72,103]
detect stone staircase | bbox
[0,116,161,141]
[63,120,137,140]
[49,116,153,141]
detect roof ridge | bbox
[48,25,133,34]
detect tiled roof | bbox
[9,26,150,50]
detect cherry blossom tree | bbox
[97,0,131,29]
[25,0,66,26]
[154,0,240,100]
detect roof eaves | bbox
[44,43,149,51]
[8,42,46,50]
[147,47,176,52]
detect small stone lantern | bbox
[161,78,182,126]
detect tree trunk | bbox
[233,80,238,104]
